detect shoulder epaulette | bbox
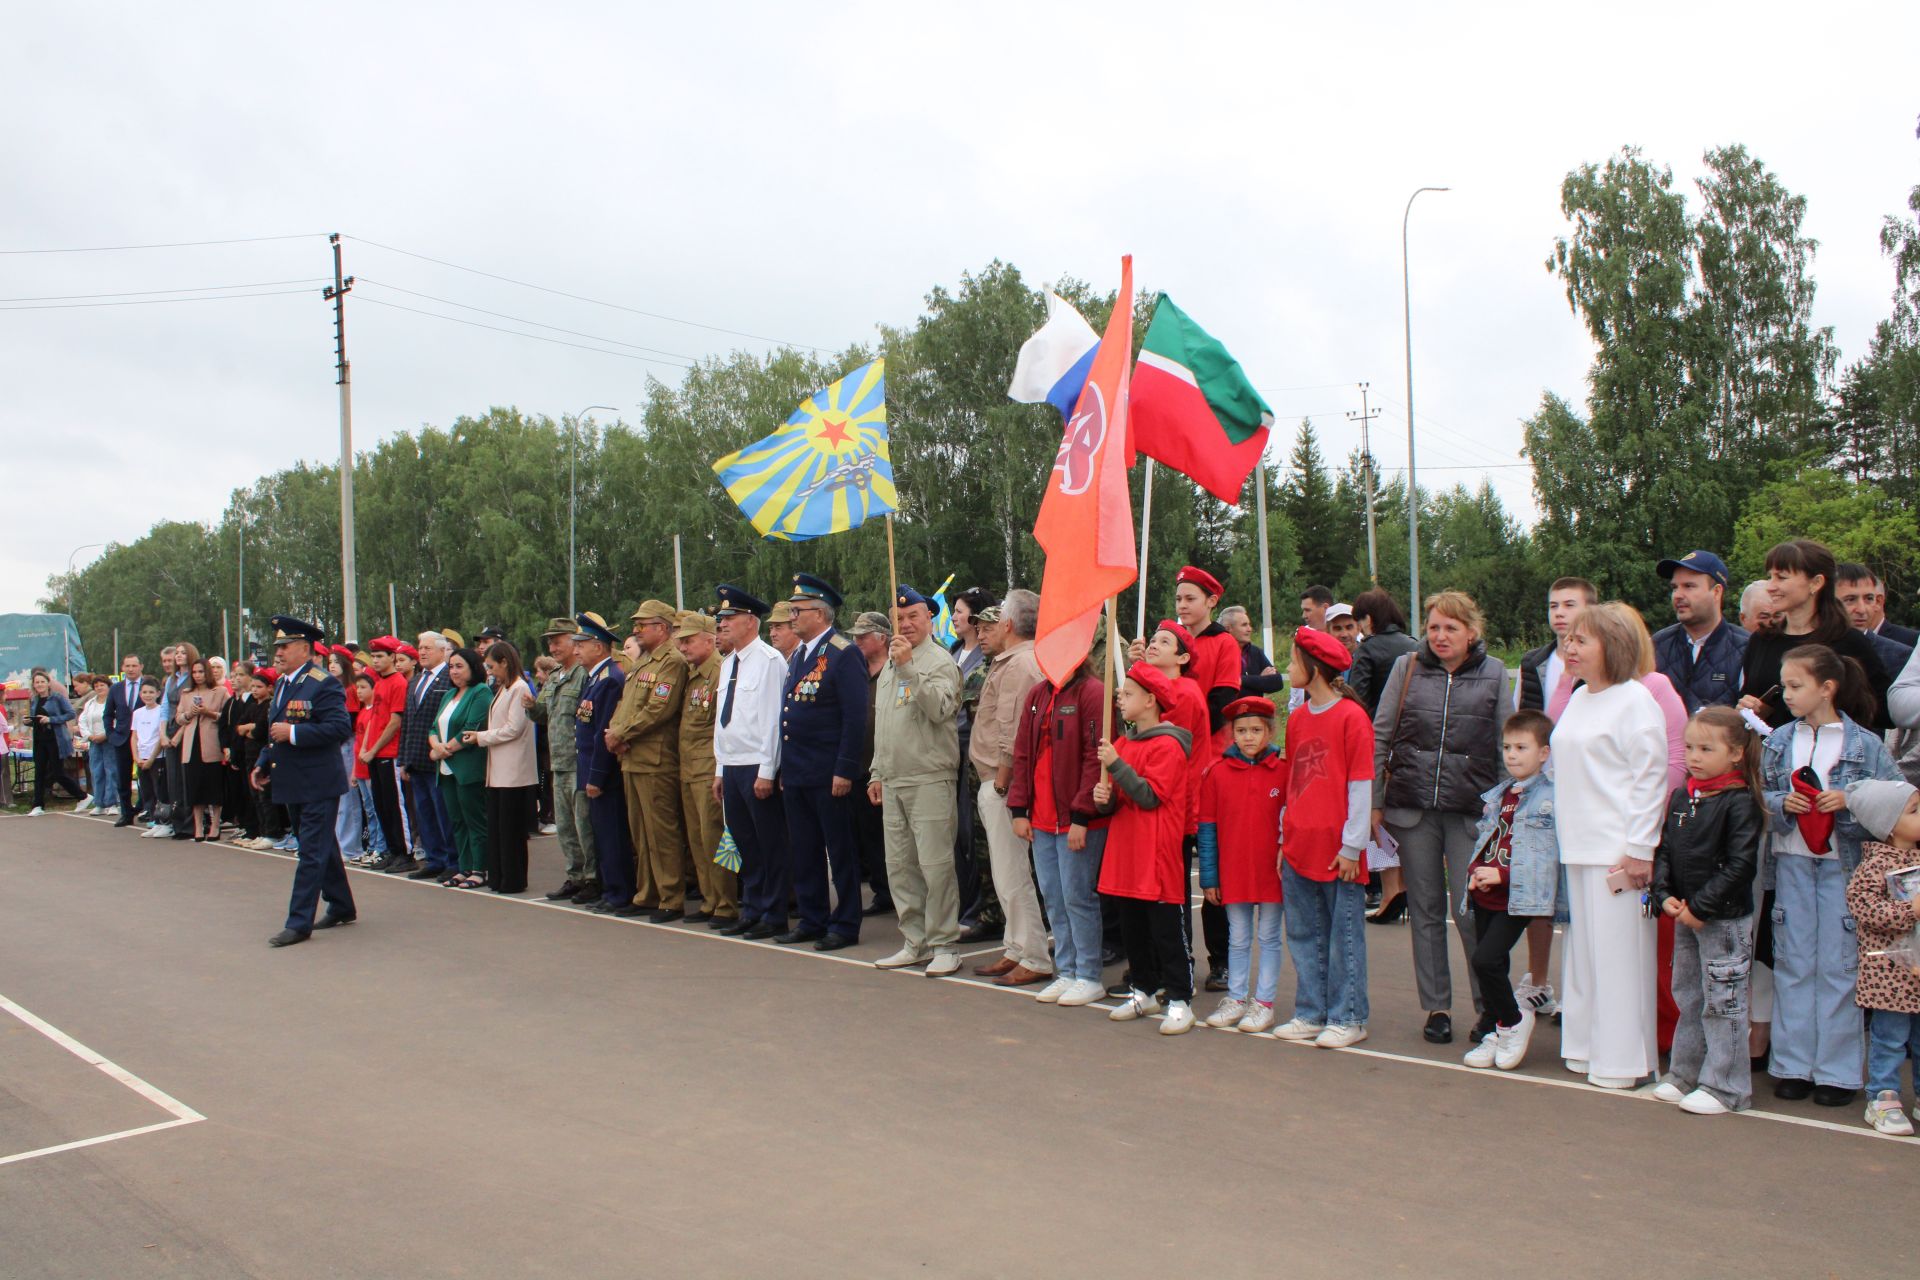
[827,634,851,651]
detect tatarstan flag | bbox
[1129,294,1273,505]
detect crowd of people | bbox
[19,539,1920,1137]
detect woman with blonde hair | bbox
[1551,601,1670,1088]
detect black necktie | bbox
[720,656,739,728]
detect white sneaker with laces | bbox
[1057,978,1106,1007]
[538,823,557,835]
[874,947,930,970]
[1463,1032,1500,1069]
[1237,1003,1276,1034]
[1315,1024,1369,1049]
[1867,1091,1915,1135]
[1034,976,1073,1003]
[1679,1089,1730,1115]
[1108,989,1165,1022]
[1205,997,1249,1029]
[73,799,93,814]
[924,951,960,978]
[1515,970,1560,1018]
[103,804,120,816]
[27,806,45,817]
[1272,1017,1325,1042]
[1160,1001,1196,1035]
[1649,1081,1687,1104]
[1493,1010,1535,1070]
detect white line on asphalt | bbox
[53,813,1904,1144]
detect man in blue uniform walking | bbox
[251,615,357,948]
[777,574,869,950]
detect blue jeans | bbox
[1225,901,1285,1004]
[1868,1010,1920,1097]
[1770,854,1863,1088]
[408,768,458,871]
[1282,863,1370,1026]
[355,780,386,854]
[86,747,118,808]
[1030,826,1107,982]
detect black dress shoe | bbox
[684,909,713,924]
[776,928,825,945]
[363,856,395,872]
[113,817,133,828]
[612,903,647,918]
[545,881,581,901]
[585,900,615,914]
[571,882,604,905]
[742,921,783,940]
[407,866,441,880]
[382,856,419,875]
[1812,1084,1857,1107]
[862,899,895,917]
[648,907,685,924]
[814,933,857,952]
[708,914,737,930]
[1773,1077,1814,1101]
[267,929,310,948]
[718,917,753,936]
[1423,1012,1453,1044]
[1204,967,1229,993]
[313,911,357,929]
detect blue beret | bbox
[895,583,930,609]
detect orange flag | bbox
[1033,255,1137,686]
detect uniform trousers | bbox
[1387,809,1484,1014]
[854,784,891,908]
[975,780,1049,973]
[550,768,592,883]
[883,778,960,954]
[484,784,532,893]
[723,765,788,929]
[953,749,982,926]
[444,776,489,875]
[114,741,137,820]
[1560,863,1659,1080]
[784,782,863,940]
[624,769,685,910]
[1770,853,1864,1089]
[283,796,353,934]
[680,775,739,918]
[587,782,634,905]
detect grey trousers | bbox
[552,770,594,883]
[1386,809,1483,1014]
[883,778,960,954]
[1666,914,1755,1110]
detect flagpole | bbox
[1253,452,1274,662]
[885,515,900,637]
[1134,459,1155,641]
[1102,594,1119,783]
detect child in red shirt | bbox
[1095,662,1196,1034]
[1273,627,1376,1049]
[1199,696,1286,1033]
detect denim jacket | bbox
[1467,774,1568,921]
[1759,713,1899,887]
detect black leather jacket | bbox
[1650,786,1762,920]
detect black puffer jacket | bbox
[1371,641,1511,816]
[1650,785,1762,920]
[1348,626,1420,716]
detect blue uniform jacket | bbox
[255,663,350,805]
[1650,619,1749,714]
[780,628,868,787]
[575,656,626,792]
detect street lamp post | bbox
[65,542,107,683]
[569,405,616,618]
[1402,185,1450,612]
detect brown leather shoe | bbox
[973,956,1019,978]
[995,964,1052,987]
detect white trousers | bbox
[976,780,1052,973]
[1560,863,1658,1079]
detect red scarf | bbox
[1685,771,1745,799]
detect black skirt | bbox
[183,760,228,806]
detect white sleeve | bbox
[1622,696,1669,855]
[757,650,783,780]
[1341,779,1371,855]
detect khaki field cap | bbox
[630,599,677,625]
[673,612,717,640]
[847,611,892,639]
[767,601,796,625]
[541,616,577,638]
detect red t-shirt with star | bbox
[1278,697,1375,882]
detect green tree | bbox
[1277,420,1348,589]
[1731,467,1920,621]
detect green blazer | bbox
[433,685,494,785]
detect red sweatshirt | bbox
[1096,723,1192,903]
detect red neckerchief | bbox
[1685,771,1744,799]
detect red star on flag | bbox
[815,413,852,449]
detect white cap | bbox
[1325,603,1354,621]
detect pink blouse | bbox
[1637,670,1689,794]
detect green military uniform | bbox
[529,616,593,889]
[674,614,738,921]
[610,600,688,912]
[872,627,963,955]
[959,643,1004,928]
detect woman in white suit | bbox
[470,642,537,895]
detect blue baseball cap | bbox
[1657,550,1730,588]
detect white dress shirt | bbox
[713,637,787,779]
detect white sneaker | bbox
[1236,1003,1277,1034]
[874,947,930,970]
[538,823,557,835]
[1109,989,1165,1022]
[142,824,174,839]
[1649,1081,1688,1104]
[27,806,45,817]
[1315,1024,1369,1049]
[1034,976,1073,1003]
[1867,1091,1916,1135]
[73,799,93,814]
[1057,978,1106,1007]
[1463,1032,1500,1069]
[1493,1010,1535,1071]
[1272,1017,1325,1042]
[1679,1089,1730,1116]
[1160,1001,1196,1035]
[103,804,120,816]
[1586,1074,1640,1090]
[1515,970,1560,1018]
[1205,997,1249,1029]
[924,951,960,978]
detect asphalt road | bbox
[0,811,1908,1278]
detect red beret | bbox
[311,642,331,658]
[397,642,420,660]
[253,667,279,684]
[1224,695,1277,722]
[1124,661,1180,712]
[1175,565,1224,598]
[369,634,402,655]
[1293,626,1353,673]
[1153,619,1194,653]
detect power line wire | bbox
[0,288,316,312]
[355,278,699,362]
[354,295,694,369]
[0,278,328,304]
[342,234,828,353]
[0,233,324,255]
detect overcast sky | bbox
[5,3,1916,618]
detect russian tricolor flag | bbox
[1008,291,1099,421]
